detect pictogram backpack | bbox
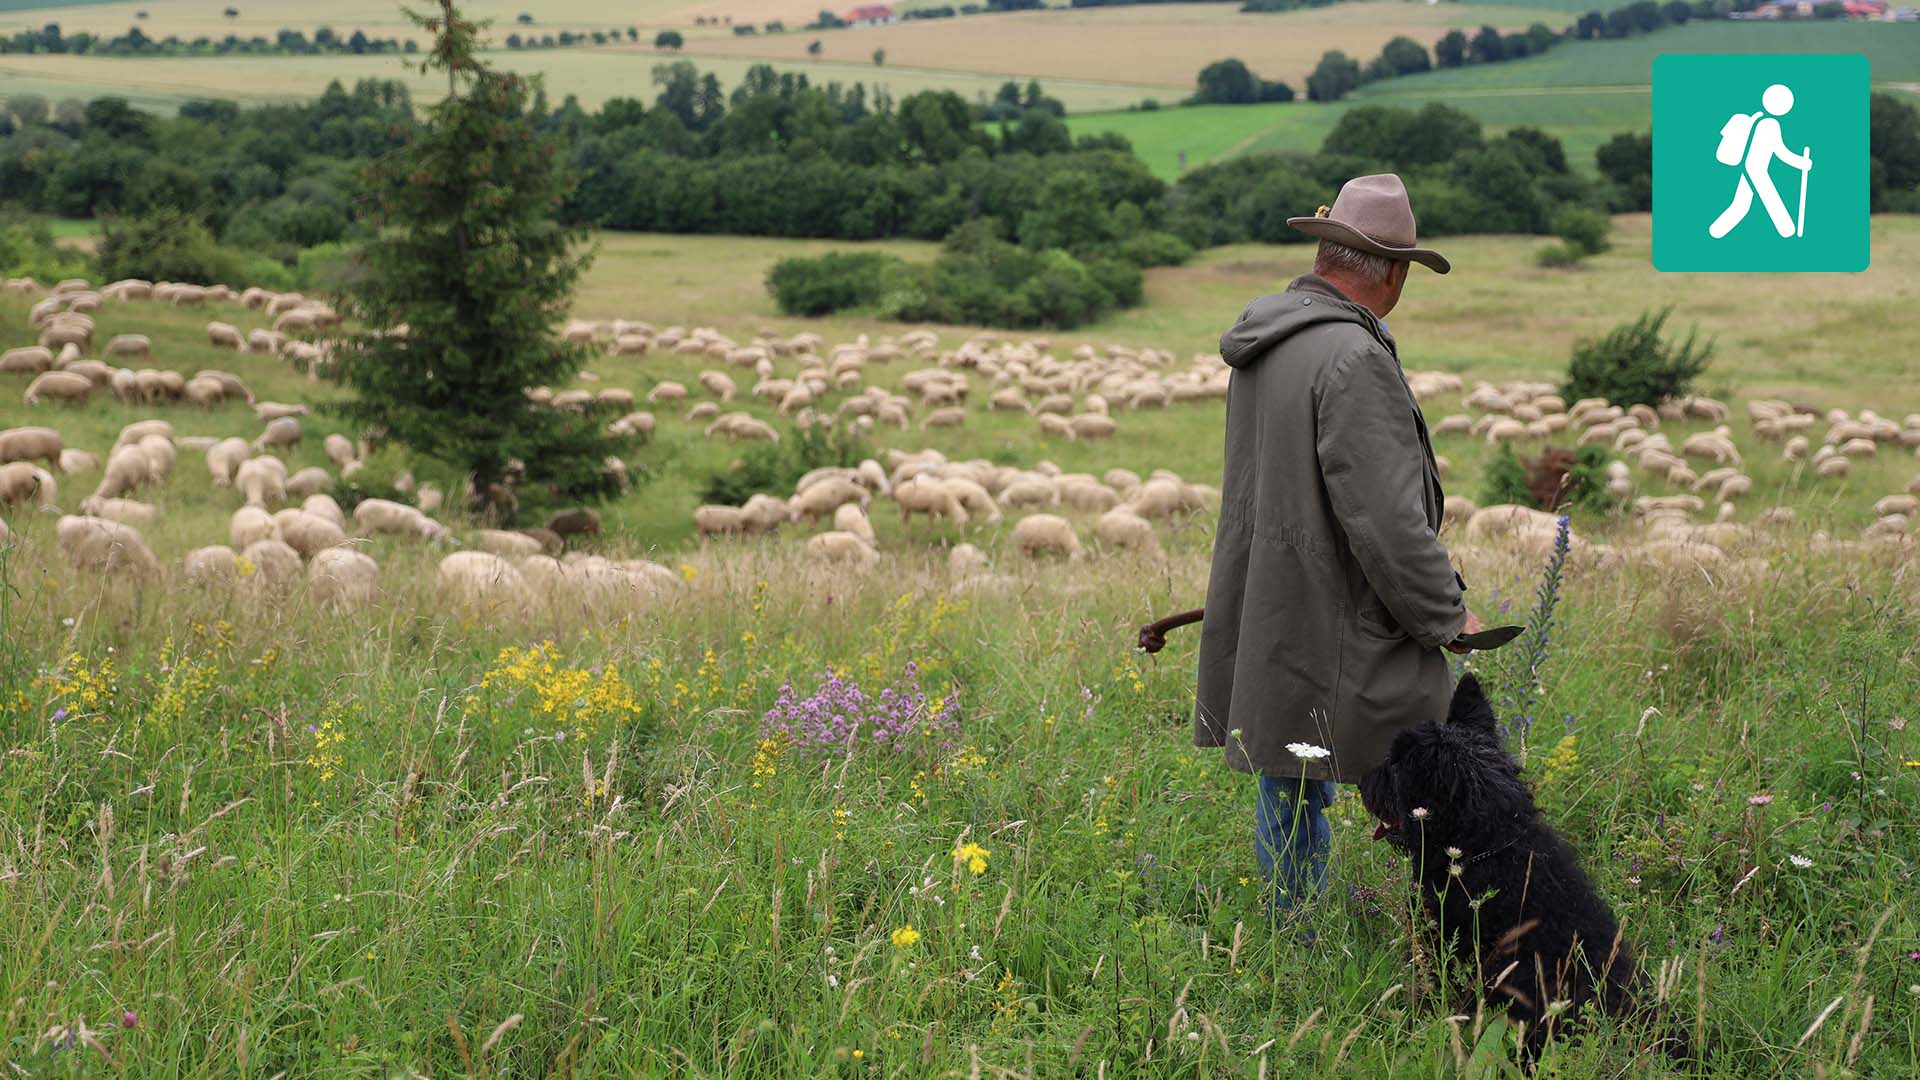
[1716,110,1763,166]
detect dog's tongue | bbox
[1372,821,1389,841]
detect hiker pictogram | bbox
[1708,83,1813,240]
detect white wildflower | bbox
[1445,846,1462,859]
[1286,742,1332,762]
[1410,807,1430,820]
[827,974,839,989]
[1788,854,1813,869]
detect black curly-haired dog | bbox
[1359,674,1688,1061]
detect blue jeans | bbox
[1256,775,1336,913]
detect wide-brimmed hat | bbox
[1287,173,1450,274]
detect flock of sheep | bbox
[5,272,1919,616]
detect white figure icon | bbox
[1709,83,1812,240]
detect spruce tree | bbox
[330,0,623,512]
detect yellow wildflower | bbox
[954,841,990,875]
[890,924,921,948]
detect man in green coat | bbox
[1193,173,1482,916]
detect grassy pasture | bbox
[4,245,1920,1075]
[1068,20,1920,180]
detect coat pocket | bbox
[1355,596,1406,640]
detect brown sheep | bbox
[0,462,58,508]
[58,515,161,578]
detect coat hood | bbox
[1218,273,1396,370]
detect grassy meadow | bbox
[4,217,1920,1075]
[1067,20,1920,180]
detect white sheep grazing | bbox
[92,445,151,501]
[1817,456,1851,479]
[136,434,175,482]
[1,346,54,373]
[1000,476,1058,510]
[59,448,97,475]
[788,478,869,523]
[895,475,969,529]
[1058,476,1120,514]
[941,477,1002,525]
[0,426,63,467]
[184,545,240,584]
[693,505,748,539]
[323,433,357,470]
[286,467,332,499]
[1068,414,1117,440]
[309,548,379,609]
[833,503,877,546]
[355,498,446,540]
[77,496,158,525]
[948,542,989,576]
[922,407,966,430]
[255,416,302,452]
[24,371,92,404]
[207,322,245,350]
[1717,474,1753,502]
[1012,514,1084,560]
[231,505,281,549]
[1875,494,1918,518]
[806,530,879,569]
[234,456,288,507]
[1096,507,1161,556]
[57,515,161,578]
[698,371,737,401]
[294,494,342,529]
[473,528,547,558]
[1127,477,1190,520]
[239,539,303,593]
[739,493,790,534]
[1441,495,1478,531]
[439,551,526,604]
[273,508,347,558]
[206,437,251,486]
[647,381,688,404]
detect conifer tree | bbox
[330,0,624,511]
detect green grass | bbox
[2,222,1920,1074]
[1072,20,1920,180]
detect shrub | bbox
[698,423,871,506]
[1562,307,1713,407]
[95,210,262,286]
[1535,242,1583,268]
[1479,443,1533,508]
[1479,444,1620,514]
[1552,205,1611,256]
[766,251,905,316]
[0,215,90,282]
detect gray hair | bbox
[1313,240,1394,285]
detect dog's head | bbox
[1358,674,1533,851]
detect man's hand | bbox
[1446,608,1484,654]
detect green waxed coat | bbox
[1194,273,1466,784]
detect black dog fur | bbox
[1359,674,1687,1061]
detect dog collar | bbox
[1462,837,1523,865]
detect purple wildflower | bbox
[762,665,959,757]
[122,1010,139,1028]
[52,707,68,723]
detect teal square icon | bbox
[1652,53,1869,272]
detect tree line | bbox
[1,22,418,56]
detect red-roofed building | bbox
[845,4,897,25]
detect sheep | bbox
[1000,475,1059,510]
[416,485,443,515]
[647,381,688,404]
[239,539,303,593]
[255,416,302,452]
[922,407,966,430]
[806,530,879,569]
[740,493,789,533]
[1058,476,1121,514]
[303,494,346,528]
[309,548,379,610]
[207,322,245,350]
[112,420,173,450]
[439,552,526,603]
[286,467,332,499]
[516,528,564,557]
[474,528,548,558]
[833,503,877,546]
[0,463,57,508]
[895,475,969,529]
[192,370,253,403]
[104,334,151,359]
[273,508,347,558]
[206,437,251,486]
[1874,494,1918,518]
[1441,495,1478,531]
[234,456,288,507]
[184,545,240,584]
[546,507,600,538]
[1816,456,1850,479]
[1,346,54,374]
[1037,413,1073,439]
[693,505,748,539]
[231,505,281,549]
[785,479,867,524]
[1717,474,1753,502]
[77,496,158,525]
[942,477,1002,525]
[1096,507,1161,556]
[93,445,152,501]
[318,433,356,471]
[136,435,175,482]
[1128,477,1192,520]
[1784,435,1810,462]
[58,515,161,578]
[609,411,656,438]
[24,371,92,404]
[698,371,738,401]
[1068,414,1117,440]
[948,543,989,576]
[1012,514,1084,559]
[0,427,62,467]
[355,498,447,540]
[59,449,97,475]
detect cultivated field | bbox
[5,218,1920,1078]
[1068,21,1920,180]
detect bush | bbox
[766,251,905,316]
[1535,242,1583,268]
[95,210,269,286]
[1562,307,1713,407]
[0,215,90,282]
[1479,444,1620,514]
[1479,443,1533,508]
[698,423,871,506]
[1552,205,1610,256]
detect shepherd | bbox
[1190,174,1483,920]
[1708,82,1812,240]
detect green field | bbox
[3,218,1920,1075]
[1070,20,1920,180]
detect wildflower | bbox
[1229,728,1243,741]
[969,944,982,962]
[1448,863,1463,878]
[51,707,67,723]
[1445,846,1463,859]
[61,617,75,627]
[954,841,990,875]
[1905,760,1919,768]
[1748,794,1773,806]
[1238,876,1251,887]
[891,924,921,948]
[852,1049,863,1060]
[121,1011,138,1029]
[1186,1031,1200,1042]
[827,974,840,989]
[1287,742,1332,762]
[1410,807,1430,820]
[1787,854,1813,869]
